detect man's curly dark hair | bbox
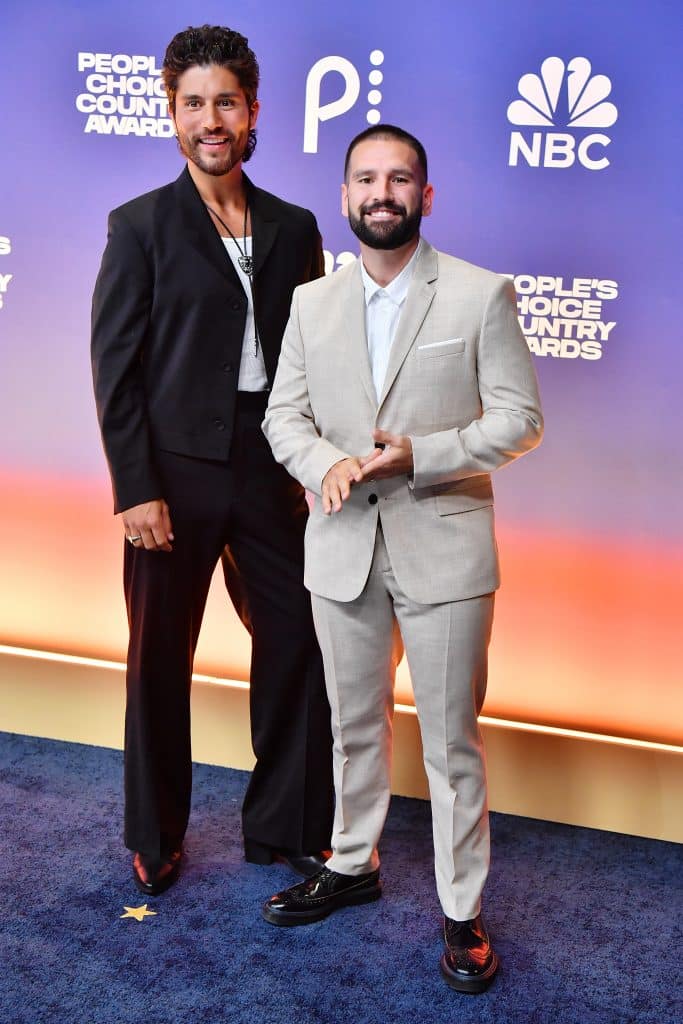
[163,25,259,161]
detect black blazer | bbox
[91,167,324,513]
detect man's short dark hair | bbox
[163,25,259,161]
[344,125,428,183]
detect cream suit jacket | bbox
[263,240,543,604]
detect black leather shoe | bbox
[132,848,182,896]
[440,914,499,993]
[244,839,330,878]
[262,866,382,926]
[276,850,330,877]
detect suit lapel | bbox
[175,167,280,290]
[342,260,377,409]
[377,241,438,412]
[175,166,242,289]
[245,177,279,278]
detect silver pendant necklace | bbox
[205,198,260,355]
[205,199,254,276]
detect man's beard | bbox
[176,128,248,177]
[348,201,422,250]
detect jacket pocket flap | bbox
[435,478,494,515]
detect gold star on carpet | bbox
[120,904,158,922]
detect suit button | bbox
[214,418,225,431]
[231,301,241,311]
[222,362,233,373]
[368,493,378,505]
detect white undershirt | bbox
[222,236,268,392]
[360,238,422,400]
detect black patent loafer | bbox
[277,850,330,877]
[440,913,499,993]
[132,848,182,896]
[244,839,330,878]
[262,866,382,926]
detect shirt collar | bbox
[360,237,422,308]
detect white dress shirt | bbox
[360,238,422,401]
[222,237,269,392]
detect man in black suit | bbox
[91,24,333,895]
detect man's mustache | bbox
[196,129,235,142]
[361,201,406,216]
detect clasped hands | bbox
[321,429,413,515]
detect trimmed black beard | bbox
[348,204,422,250]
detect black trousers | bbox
[122,392,334,861]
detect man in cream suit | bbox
[261,125,543,993]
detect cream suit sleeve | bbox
[263,288,350,494]
[411,277,543,489]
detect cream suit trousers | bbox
[311,524,494,922]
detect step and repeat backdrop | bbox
[1,1,681,743]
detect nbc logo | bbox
[507,57,618,170]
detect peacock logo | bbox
[507,57,618,170]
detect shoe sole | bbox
[262,882,382,927]
[439,952,499,994]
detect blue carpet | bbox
[0,732,681,1024]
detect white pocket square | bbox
[417,335,464,356]
[417,339,464,352]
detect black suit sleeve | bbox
[309,216,325,282]
[91,210,162,514]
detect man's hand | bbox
[360,429,413,481]
[322,458,366,514]
[121,499,174,552]
[320,432,412,514]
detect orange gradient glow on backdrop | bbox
[1,470,680,746]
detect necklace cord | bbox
[205,200,260,356]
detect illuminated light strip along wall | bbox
[0,644,250,692]
[3,644,680,757]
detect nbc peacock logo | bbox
[507,57,618,171]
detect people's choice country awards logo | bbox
[76,52,173,137]
[508,57,618,170]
